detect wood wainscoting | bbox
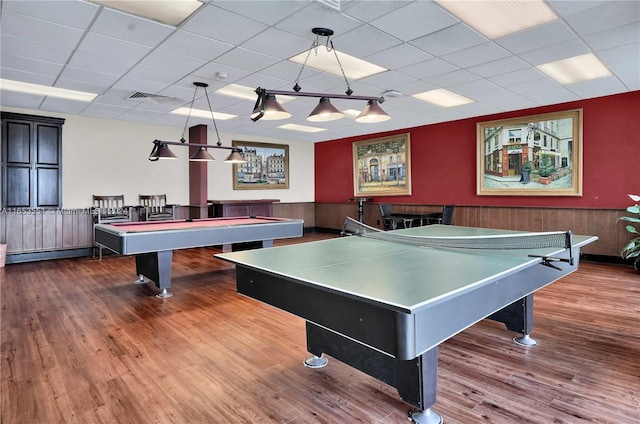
[0,209,94,263]
[315,202,631,259]
[0,203,630,262]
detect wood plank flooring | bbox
[1,232,639,423]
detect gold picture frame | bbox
[477,109,583,196]
[353,133,411,196]
[232,141,289,190]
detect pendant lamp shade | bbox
[150,143,178,160]
[355,100,390,123]
[307,97,344,122]
[251,94,291,121]
[189,146,214,161]
[224,149,245,163]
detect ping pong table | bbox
[216,222,597,423]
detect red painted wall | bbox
[315,91,639,209]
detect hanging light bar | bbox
[149,81,246,163]
[149,139,246,163]
[251,87,388,123]
[250,28,390,124]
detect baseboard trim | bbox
[6,248,93,264]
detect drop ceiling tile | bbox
[275,3,362,40]
[59,66,120,87]
[342,1,412,23]
[241,28,310,58]
[214,47,280,73]
[67,50,136,75]
[40,97,91,115]
[521,84,579,105]
[333,25,402,57]
[424,69,480,88]
[449,79,501,97]
[139,50,207,74]
[496,20,577,55]
[191,63,252,84]
[564,1,640,36]
[507,78,563,98]
[126,64,186,85]
[584,22,640,51]
[517,38,590,66]
[392,79,440,96]
[2,0,98,29]
[567,75,629,99]
[409,23,485,57]
[607,58,640,90]
[488,67,545,87]
[596,42,640,67]
[467,56,530,78]
[213,0,308,25]
[112,77,169,94]
[259,60,320,85]
[90,8,175,46]
[0,68,56,88]
[77,33,152,63]
[440,42,510,68]
[359,71,416,92]
[397,58,458,80]
[182,4,268,45]
[1,54,64,78]
[0,90,45,109]
[1,35,73,65]
[370,1,458,42]
[0,10,84,48]
[158,30,234,61]
[547,0,610,17]
[82,103,132,119]
[365,44,433,70]
[473,90,538,112]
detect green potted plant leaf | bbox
[618,194,640,269]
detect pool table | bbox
[94,216,304,297]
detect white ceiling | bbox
[1,0,638,143]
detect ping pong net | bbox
[341,216,574,268]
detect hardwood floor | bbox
[1,232,639,423]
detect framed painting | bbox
[477,109,583,196]
[353,133,411,196]
[232,141,289,190]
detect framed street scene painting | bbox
[353,133,411,197]
[232,141,289,190]
[477,109,583,196]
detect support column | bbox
[188,124,209,219]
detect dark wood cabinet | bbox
[1,112,64,208]
[208,199,279,218]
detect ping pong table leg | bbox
[488,293,537,346]
[305,322,442,423]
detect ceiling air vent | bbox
[126,91,173,104]
[316,0,344,11]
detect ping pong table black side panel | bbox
[235,266,406,358]
[306,322,438,411]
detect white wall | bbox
[3,107,315,209]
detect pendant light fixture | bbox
[251,28,389,124]
[148,82,246,163]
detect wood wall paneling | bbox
[314,203,630,259]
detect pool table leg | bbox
[134,250,174,298]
